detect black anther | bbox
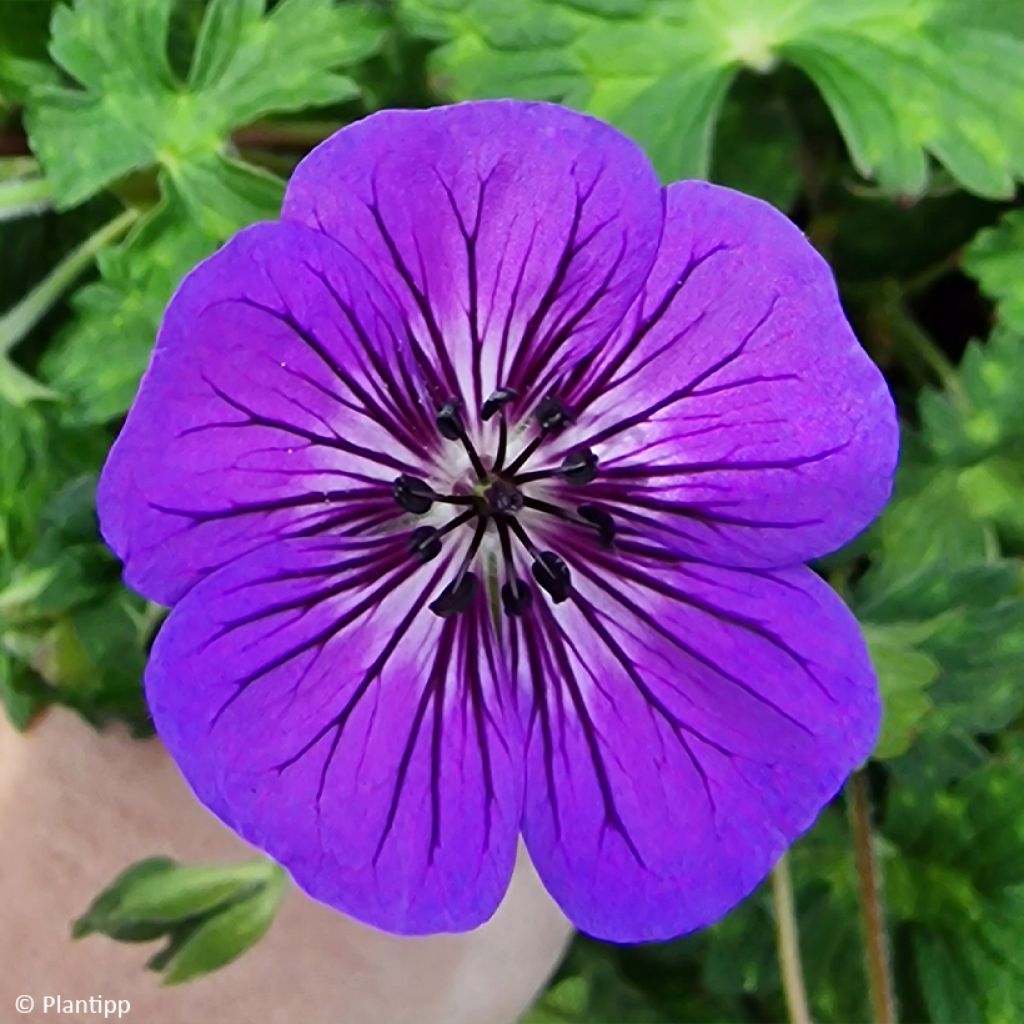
[535,395,572,434]
[436,400,463,441]
[578,504,616,547]
[409,526,442,563]
[481,387,518,421]
[393,474,435,514]
[429,572,479,618]
[561,448,598,485]
[501,578,533,616]
[531,551,571,603]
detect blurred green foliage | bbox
[2,0,1024,1014]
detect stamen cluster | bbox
[391,389,612,619]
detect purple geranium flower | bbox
[99,101,898,942]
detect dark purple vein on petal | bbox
[496,221,541,392]
[506,167,605,396]
[149,486,390,523]
[523,231,630,409]
[196,373,421,475]
[367,176,462,398]
[516,613,561,838]
[592,444,849,482]
[577,543,835,702]
[433,168,494,413]
[560,588,724,817]
[572,244,732,412]
[268,562,449,817]
[574,296,781,451]
[374,616,459,864]
[224,294,426,459]
[210,557,434,726]
[571,558,814,737]
[531,600,647,866]
[297,260,437,454]
[579,487,824,532]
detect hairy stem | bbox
[0,175,52,222]
[233,119,340,151]
[848,771,897,1024]
[771,853,813,1024]
[0,206,138,356]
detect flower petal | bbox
[146,533,522,934]
[554,181,898,568]
[282,101,664,413]
[99,222,433,605]
[512,549,878,942]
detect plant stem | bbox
[0,206,138,356]
[0,127,31,157]
[848,771,897,1024]
[880,281,966,406]
[233,119,340,151]
[0,175,52,222]
[771,853,813,1024]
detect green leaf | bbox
[1,474,113,618]
[160,865,287,985]
[74,855,287,985]
[919,328,1024,465]
[36,592,151,730]
[186,0,371,125]
[690,752,1024,1024]
[521,976,588,1023]
[0,0,59,105]
[863,622,941,759]
[853,449,994,620]
[0,400,105,570]
[857,557,1024,782]
[0,653,50,731]
[917,571,1024,736]
[700,898,780,1001]
[964,208,1024,332]
[0,206,138,406]
[41,175,217,423]
[956,456,1024,544]
[170,151,284,237]
[25,0,384,214]
[887,746,1024,1022]
[1,470,152,731]
[103,860,278,928]
[401,0,1024,195]
[73,856,180,940]
[913,213,1024,541]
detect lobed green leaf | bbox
[401,0,1024,196]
